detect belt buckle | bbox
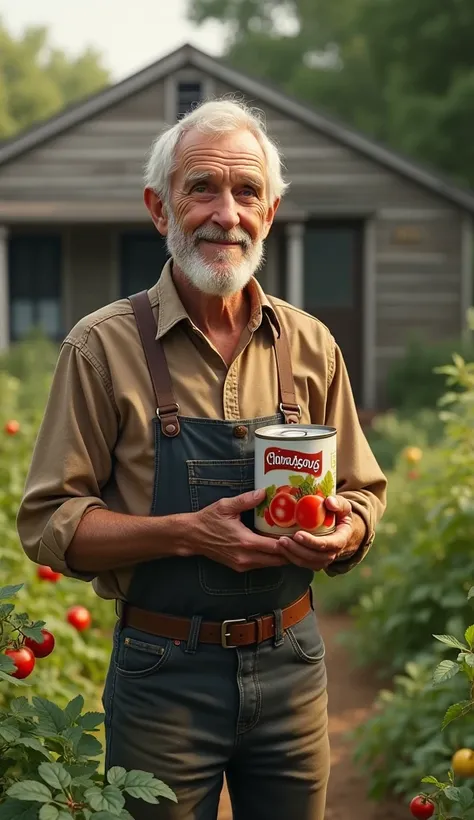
[221,618,246,649]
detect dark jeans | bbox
[102,608,330,820]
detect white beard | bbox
[165,212,265,297]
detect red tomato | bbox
[4,420,20,435]
[295,495,326,531]
[5,646,36,679]
[269,492,297,528]
[264,507,275,526]
[37,565,62,583]
[25,629,55,659]
[67,605,91,632]
[275,485,299,497]
[409,795,435,819]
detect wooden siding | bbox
[65,226,116,329]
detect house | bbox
[0,43,473,409]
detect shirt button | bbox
[233,425,248,439]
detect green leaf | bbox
[317,471,334,498]
[14,737,52,758]
[32,697,68,735]
[0,799,41,820]
[468,586,474,601]
[92,814,123,820]
[0,725,21,744]
[422,775,445,787]
[433,634,467,651]
[441,700,472,729]
[84,785,125,813]
[433,659,460,685]
[77,711,104,730]
[464,653,474,668]
[445,785,465,802]
[0,603,15,619]
[39,807,59,820]
[0,669,29,686]
[61,726,83,752]
[38,762,72,790]
[106,767,127,787]
[457,786,474,809]
[10,698,36,718]
[64,695,84,724]
[21,625,45,643]
[256,485,276,517]
[0,585,23,600]
[0,654,16,673]
[465,625,474,649]
[289,475,305,487]
[7,781,53,802]
[76,732,103,757]
[123,773,177,804]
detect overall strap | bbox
[129,291,180,437]
[268,299,301,425]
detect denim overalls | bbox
[103,290,330,820]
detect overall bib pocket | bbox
[187,458,283,595]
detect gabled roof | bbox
[1,42,474,213]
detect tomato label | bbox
[254,424,337,536]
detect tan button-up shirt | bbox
[17,260,387,602]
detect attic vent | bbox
[177,81,203,118]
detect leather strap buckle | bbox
[220,618,246,648]
[279,402,302,424]
[156,403,180,437]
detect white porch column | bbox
[285,222,305,308]
[0,226,9,351]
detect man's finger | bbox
[324,495,352,516]
[281,542,337,569]
[278,524,352,553]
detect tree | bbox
[0,17,110,139]
[187,0,474,190]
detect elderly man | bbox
[17,98,387,820]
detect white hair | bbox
[143,97,290,204]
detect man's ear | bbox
[144,188,169,235]
[262,197,281,240]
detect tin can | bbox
[254,424,337,537]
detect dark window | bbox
[8,235,62,341]
[120,232,169,298]
[177,81,203,119]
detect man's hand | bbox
[276,495,366,571]
[187,488,288,573]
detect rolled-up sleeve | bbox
[323,340,387,576]
[16,339,118,581]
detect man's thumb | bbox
[224,489,265,514]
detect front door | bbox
[120,231,169,298]
[303,221,363,405]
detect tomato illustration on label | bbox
[256,470,335,533]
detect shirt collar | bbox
[151,258,281,340]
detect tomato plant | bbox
[0,583,177,817]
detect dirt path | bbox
[217,609,407,819]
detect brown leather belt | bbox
[117,590,311,649]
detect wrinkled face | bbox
[146,128,280,296]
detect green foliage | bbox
[187,0,474,188]
[0,17,109,139]
[386,336,474,415]
[0,586,176,817]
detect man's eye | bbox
[192,184,208,193]
[241,187,257,197]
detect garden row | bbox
[314,311,474,816]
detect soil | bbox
[217,609,408,819]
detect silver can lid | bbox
[255,424,336,441]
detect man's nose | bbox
[211,192,240,232]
